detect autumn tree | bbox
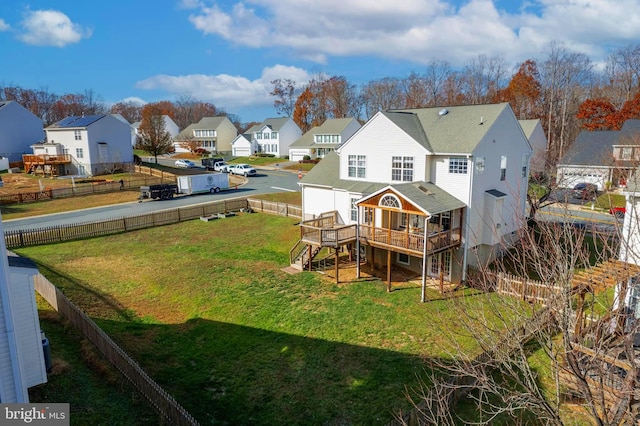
[499,59,542,119]
[173,95,219,130]
[270,78,298,117]
[137,103,173,162]
[576,98,619,130]
[400,72,428,109]
[293,87,315,133]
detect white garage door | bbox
[233,147,251,157]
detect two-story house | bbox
[0,215,48,402]
[174,116,237,155]
[296,103,532,291]
[519,119,548,175]
[289,118,361,162]
[557,119,640,190]
[0,101,44,163]
[233,118,301,158]
[26,114,134,177]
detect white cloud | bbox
[18,10,91,47]
[135,65,310,108]
[185,0,640,66]
[0,19,10,31]
[119,97,147,106]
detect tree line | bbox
[272,41,640,171]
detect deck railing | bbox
[359,225,461,255]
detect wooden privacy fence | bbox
[247,198,302,218]
[5,198,300,249]
[33,274,200,425]
[0,175,176,205]
[467,269,562,305]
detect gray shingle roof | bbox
[391,103,510,154]
[290,118,358,149]
[382,182,466,215]
[48,115,105,128]
[558,131,618,166]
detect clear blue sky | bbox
[1,0,639,124]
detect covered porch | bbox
[355,183,465,298]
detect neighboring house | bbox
[0,216,47,402]
[240,118,302,158]
[289,118,361,162]
[174,117,237,155]
[0,101,44,163]
[297,103,532,288]
[112,113,137,148]
[519,119,547,175]
[231,133,255,157]
[557,120,640,190]
[27,114,134,177]
[132,115,178,149]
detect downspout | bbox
[462,155,473,283]
[421,213,431,303]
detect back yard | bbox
[16,213,515,424]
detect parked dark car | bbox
[572,183,598,199]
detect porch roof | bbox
[357,182,466,215]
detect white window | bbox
[622,147,633,160]
[348,155,366,178]
[521,154,528,178]
[391,156,414,181]
[449,157,467,174]
[76,148,84,159]
[271,132,277,139]
[256,133,262,139]
[475,156,485,174]
[430,251,451,277]
[74,130,82,140]
[500,156,507,181]
[350,197,359,222]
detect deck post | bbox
[421,221,428,303]
[356,207,361,279]
[335,248,339,284]
[386,250,392,292]
[308,245,312,272]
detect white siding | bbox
[620,195,640,266]
[8,270,46,388]
[430,155,471,203]
[466,108,532,252]
[556,165,608,191]
[338,114,428,184]
[277,120,302,158]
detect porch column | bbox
[356,206,361,279]
[421,222,428,303]
[386,250,392,292]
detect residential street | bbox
[2,168,301,232]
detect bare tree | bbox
[403,197,640,425]
[461,54,508,105]
[361,77,404,118]
[270,78,298,117]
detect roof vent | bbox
[479,116,484,125]
[438,108,449,116]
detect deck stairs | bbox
[289,239,322,271]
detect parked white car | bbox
[214,161,231,173]
[175,159,196,168]
[229,163,257,177]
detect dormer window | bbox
[622,147,633,160]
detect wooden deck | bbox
[359,224,461,257]
[23,154,72,176]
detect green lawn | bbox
[17,213,512,424]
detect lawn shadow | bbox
[71,316,440,425]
